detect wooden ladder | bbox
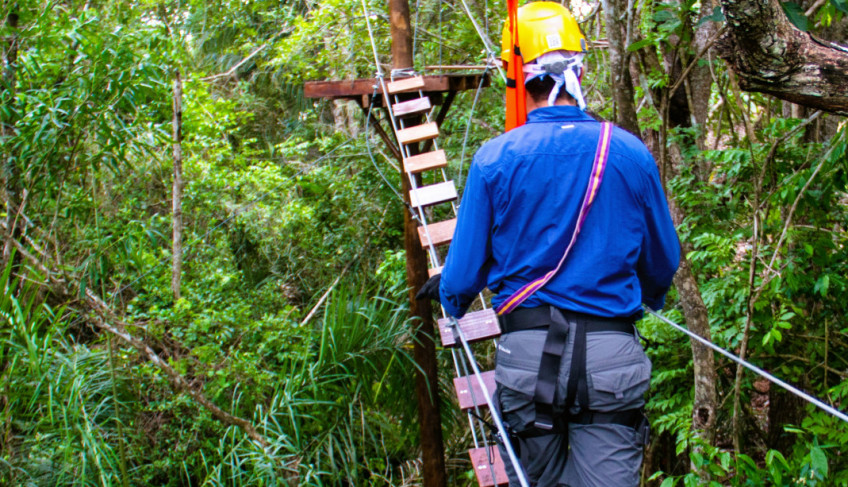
[384,74,509,487]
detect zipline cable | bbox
[645,307,848,424]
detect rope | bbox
[361,0,385,78]
[645,307,848,424]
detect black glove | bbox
[415,274,441,303]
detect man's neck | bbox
[525,96,577,113]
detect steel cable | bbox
[645,307,848,424]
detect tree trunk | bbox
[767,380,805,454]
[172,69,183,301]
[602,0,641,136]
[718,0,848,115]
[666,149,718,447]
[636,13,720,455]
[388,0,447,485]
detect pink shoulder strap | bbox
[496,122,614,315]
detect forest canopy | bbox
[1,0,846,485]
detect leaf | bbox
[814,274,830,297]
[831,0,848,14]
[810,446,828,476]
[627,38,654,52]
[660,477,677,487]
[698,6,725,25]
[782,2,809,31]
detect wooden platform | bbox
[303,73,490,108]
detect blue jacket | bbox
[439,106,680,319]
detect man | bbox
[417,2,680,485]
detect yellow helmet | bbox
[501,2,586,64]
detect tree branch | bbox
[717,0,848,115]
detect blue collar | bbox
[526,106,595,124]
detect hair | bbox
[525,75,575,105]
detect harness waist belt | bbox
[570,408,642,427]
[498,305,635,335]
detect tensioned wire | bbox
[645,307,848,424]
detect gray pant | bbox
[494,317,651,487]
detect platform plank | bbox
[437,309,500,347]
[409,181,457,208]
[417,218,456,248]
[303,74,491,104]
[469,447,509,487]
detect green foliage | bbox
[5,0,848,484]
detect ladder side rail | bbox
[454,341,492,450]
[451,347,484,448]
[454,344,500,483]
[379,66,512,485]
[381,82,442,269]
[451,316,530,487]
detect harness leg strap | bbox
[565,317,587,411]
[533,307,570,430]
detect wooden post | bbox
[387,0,447,485]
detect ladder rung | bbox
[404,150,448,174]
[453,370,496,410]
[409,181,457,208]
[387,76,425,94]
[469,447,509,487]
[393,97,432,117]
[417,218,456,248]
[397,122,440,145]
[437,309,500,347]
[428,266,442,277]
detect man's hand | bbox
[415,274,441,303]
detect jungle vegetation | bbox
[1,0,847,485]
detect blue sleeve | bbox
[637,157,681,311]
[439,161,494,318]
